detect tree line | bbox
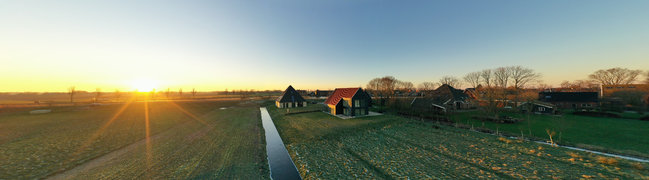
[367,66,648,95]
[366,66,648,114]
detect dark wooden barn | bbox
[539,92,598,110]
[411,84,475,113]
[276,85,307,108]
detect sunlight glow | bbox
[131,78,159,92]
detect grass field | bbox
[0,100,268,179]
[448,111,649,158]
[267,106,649,179]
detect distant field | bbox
[0,100,268,179]
[0,92,280,106]
[449,111,649,158]
[267,106,649,179]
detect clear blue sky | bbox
[1,0,648,91]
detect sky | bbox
[1,0,648,92]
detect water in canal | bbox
[260,107,302,180]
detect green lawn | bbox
[266,105,393,144]
[449,111,649,158]
[267,106,649,179]
[614,111,648,119]
[0,100,268,179]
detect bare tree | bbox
[478,69,498,116]
[366,76,399,106]
[645,71,649,84]
[150,88,156,99]
[575,80,598,89]
[178,88,183,99]
[397,81,414,92]
[114,89,122,102]
[165,88,171,99]
[494,67,512,88]
[380,76,398,97]
[366,76,399,98]
[95,88,102,103]
[480,69,493,87]
[366,78,381,93]
[561,79,598,89]
[510,66,540,89]
[560,81,572,88]
[438,76,462,88]
[68,86,76,103]
[536,83,552,90]
[463,72,481,89]
[589,67,642,85]
[417,82,437,91]
[191,88,197,99]
[508,66,541,106]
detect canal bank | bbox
[260,107,302,180]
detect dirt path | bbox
[46,110,219,180]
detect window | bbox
[538,107,545,111]
[354,100,360,107]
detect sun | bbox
[131,78,158,92]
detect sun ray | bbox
[68,96,136,162]
[144,97,152,178]
[167,101,209,125]
[68,97,135,168]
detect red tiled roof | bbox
[324,88,360,105]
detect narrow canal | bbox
[260,107,302,180]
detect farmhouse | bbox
[276,85,307,108]
[601,84,649,97]
[411,84,474,112]
[539,92,598,110]
[325,87,372,116]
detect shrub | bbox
[640,116,649,121]
[632,163,645,170]
[596,157,618,166]
[567,152,582,159]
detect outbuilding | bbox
[276,85,307,108]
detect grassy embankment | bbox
[267,105,649,179]
[0,100,268,179]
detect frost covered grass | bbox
[268,107,649,179]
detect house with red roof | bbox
[324,87,372,116]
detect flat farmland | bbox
[267,106,649,179]
[0,100,268,179]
